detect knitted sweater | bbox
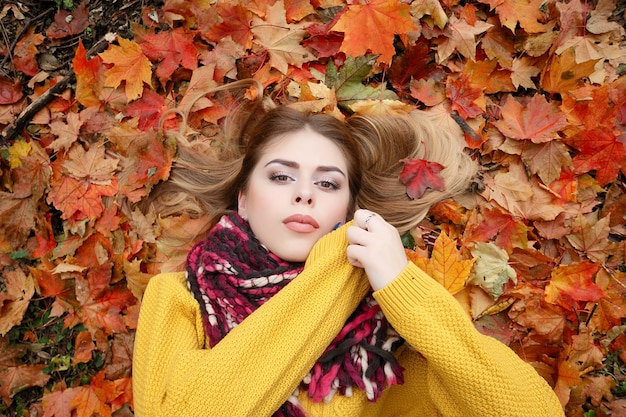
[132,224,565,417]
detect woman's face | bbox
[238,127,351,262]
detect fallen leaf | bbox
[0,267,35,336]
[399,158,446,199]
[469,242,517,299]
[544,262,604,311]
[435,15,492,63]
[0,76,23,104]
[13,27,44,76]
[140,27,198,86]
[99,37,152,101]
[331,0,416,64]
[46,3,90,39]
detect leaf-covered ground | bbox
[0,0,625,416]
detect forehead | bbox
[259,128,348,168]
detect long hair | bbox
[348,111,478,234]
[140,80,361,242]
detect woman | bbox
[132,81,564,416]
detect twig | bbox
[450,111,483,144]
[0,35,113,144]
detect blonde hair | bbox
[348,111,478,234]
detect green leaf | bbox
[325,55,397,108]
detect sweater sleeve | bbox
[132,224,370,417]
[373,262,565,417]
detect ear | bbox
[237,190,248,220]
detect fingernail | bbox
[333,222,342,230]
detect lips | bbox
[283,214,320,233]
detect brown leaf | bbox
[0,267,35,336]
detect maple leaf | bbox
[411,0,448,29]
[409,232,475,295]
[494,94,568,143]
[544,261,604,311]
[48,112,84,153]
[565,214,615,263]
[399,158,446,199]
[410,78,445,106]
[46,2,90,39]
[590,270,626,333]
[62,144,119,185]
[42,381,76,417]
[464,207,529,253]
[141,27,198,87]
[331,0,416,64]
[0,267,35,336]
[463,59,515,95]
[479,0,549,33]
[251,1,313,74]
[74,331,95,364]
[519,140,573,185]
[0,75,23,104]
[201,36,245,81]
[99,37,153,101]
[469,242,517,299]
[508,283,566,343]
[13,27,44,76]
[435,15,492,63]
[586,0,625,35]
[69,371,116,417]
[288,81,341,117]
[0,194,37,250]
[302,21,343,59]
[554,356,582,406]
[123,87,167,131]
[202,3,253,49]
[73,40,106,107]
[325,55,398,107]
[446,74,485,119]
[569,127,625,187]
[561,84,616,133]
[47,160,118,221]
[0,364,50,406]
[510,57,541,89]
[540,47,599,95]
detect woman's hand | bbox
[346,209,408,291]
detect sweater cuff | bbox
[372,262,448,323]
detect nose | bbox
[294,188,314,206]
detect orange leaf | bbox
[464,207,529,253]
[331,0,416,64]
[554,357,581,406]
[0,267,35,336]
[73,331,95,364]
[480,0,549,33]
[420,232,475,295]
[544,262,604,311]
[13,27,44,76]
[446,74,485,119]
[0,364,50,406]
[565,214,615,263]
[540,47,599,95]
[0,75,23,104]
[73,40,105,107]
[69,372,116,417]
[99,37,152,101]
[494,94,568,143]
[47,112,84,153]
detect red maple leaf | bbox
[494,94,568,142]
[123,87,167,131]
[202,3,253,49]
[141,27,198,87]
[399,158,446,199]
[569,127,625,186]
[13,27,44,76]
[302,21,343,58]
[464,207,529,253]
[73,40,106,107]
[446,74,485,119]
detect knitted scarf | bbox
[186,212,404,417]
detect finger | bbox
[346,224,370,246]
[346,244,366,268]
[355,209,379,230]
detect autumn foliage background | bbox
[0,0,625,415]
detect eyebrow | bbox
[264,159,346,178]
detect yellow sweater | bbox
[132,225,564,417]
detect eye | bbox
[316,179,340,190]
[269,172,293,183]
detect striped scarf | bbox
[186,212,404,416]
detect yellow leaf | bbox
[424,232,475,295]
[7,140,31,169]
[99,37,152,101]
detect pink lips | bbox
[283,214,320,233]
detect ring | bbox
[364,213,376,228]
